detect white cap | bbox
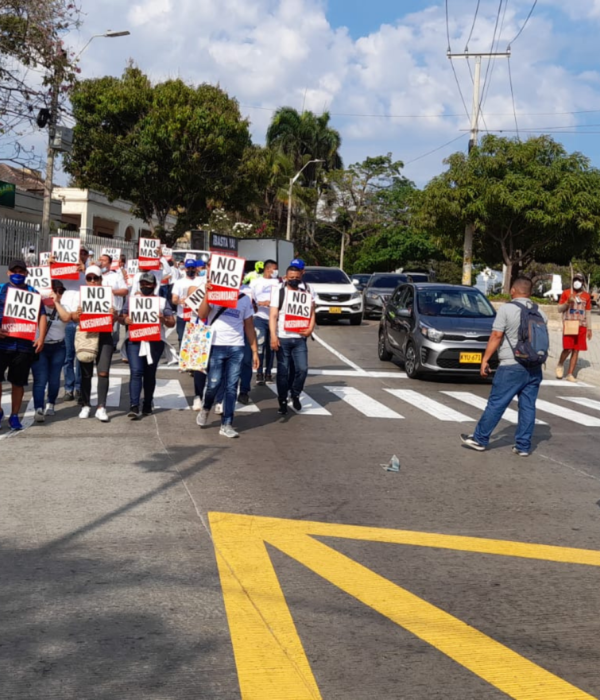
[86,265,102,277]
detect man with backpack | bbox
[461,276,549,457]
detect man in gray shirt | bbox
[461,277,547,456]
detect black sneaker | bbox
[238,392,250,405]
[142,405,153,416]
[277,401,288,416]
[511,446,530,457]
[292,396,302,412]
[256,372,265,386]
[460,434,486,451]
[265,372,273,383]
[128,406,141,420]
[64,391,74,401]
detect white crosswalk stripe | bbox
[325,386,404,419]
[153,379,190,410]
[442,391,548,425]
[520,398,600,427]
[91,377,122,407]
[559,397,600,414]
[267,384,331,415]
[385,389,474,422]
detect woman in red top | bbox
[556,273,593,381]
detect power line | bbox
[480,0,505,114]
[508,0,538,48]
[465,0,481,51]
[481,0,510,112]
[445,0,471,120]
[404,133,468,165]
[507,56,520,139]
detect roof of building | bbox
[0,163,45,193]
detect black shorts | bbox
[0,350,36,387]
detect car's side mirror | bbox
[352,279,359,286]
[398,308,412,318]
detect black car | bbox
[363,273,408,318]
[378,283,497,379]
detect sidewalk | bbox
[546,319,600,386]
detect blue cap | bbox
[290,258,305,270]
[196,259,206,267]
[184,259,197,268]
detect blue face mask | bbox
[10,273,26,285]
[199,269,206,277]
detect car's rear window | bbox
[303,269,351,284]
[407,274,429,283]
[417,289,495,318]
[369,275,407,289]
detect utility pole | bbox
[447,50,510,286]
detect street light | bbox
[286,159,324,242]
[41,30,130,239]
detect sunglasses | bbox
[86,275,101,282]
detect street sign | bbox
[0,180,16,208]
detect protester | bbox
[98,253,128,352]
[195,282,259,438]
[31,280,74,422]
[120,272,175,419]
[269,266,316,415]
[556,273,593,382]
[172,259,204,345]
[461,277,549,457]
[71,265,117,422]
[250,259,279,385]
[0,259,47,430]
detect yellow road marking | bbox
[209,513,600,700]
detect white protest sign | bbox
[184,284,206,319]
[283,289,312,332]
[26,266,52,298]
[162,247,173,261]
[80,285,113,333]
[129,295,161,342]
[207,254,245,308]
[185,253,197,262]
[39,251,51,266]
[101,246,121,271]
[138,238,161,271]
[1,287,41,341]
[51,237,80,279]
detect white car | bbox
[302,266,364,325]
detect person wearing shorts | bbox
[556,273,593,382]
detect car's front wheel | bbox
[350,313,363,326]
[404,341,422,379]
[378,330,392,361]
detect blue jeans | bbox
[239,338,253,395]
[276,337,308,402]
[32,341,67,409]
[127,340,164,409]
[203,345,244,425]
[63,322,81,393]
[473,363,543,452]
[254,316,274,375]
[176,317,187,345]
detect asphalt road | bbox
[2,318,600,699]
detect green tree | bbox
[65,65,253,245]
[418,135,600,292]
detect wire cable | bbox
[508,0,538,48]
[480,0,505,113]
[465,0,481,51]
[507,56,520,139]
[404,133,468,165]
[446,0,471,121]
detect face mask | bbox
[10,273,26,285]
[140,286,154,296]
[186,269,196,278]
[271,270,279,279]
[199,269,206,277]
[573,281,583,290]
[100,266,109,274]
[287,279,301,290]
[178,265,185,271]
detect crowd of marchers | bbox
[0,248,315,439]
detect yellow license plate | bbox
[329,307,342,314]
[460,352,482,364]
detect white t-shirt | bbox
[61,272,86,293]
[102,269,127,312]
[172,277,205,319]
[42,290,78,342]
[207,295,254,347]
[270,284,314,339]
[251,276,280,320]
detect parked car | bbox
[363,273,408,318]
[403,271,430,283]
[351,273,372,292]
[303,266,364,325]
[378,283,497,379]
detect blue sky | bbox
[6,0,600,187]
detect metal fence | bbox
[0,218,137,267]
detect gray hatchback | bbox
[378,283,497,379]
[363,273,408,318]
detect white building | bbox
[53,187,176,241]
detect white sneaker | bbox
[219,424,239,439]
[79,406,91,419]
[215,402,224,415]
[34,408,45,423]
[95,407,109,422]
[196,409,210,427]
[44,404,55,416]
[192,396,203,411]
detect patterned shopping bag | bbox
[179,321,213,372]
